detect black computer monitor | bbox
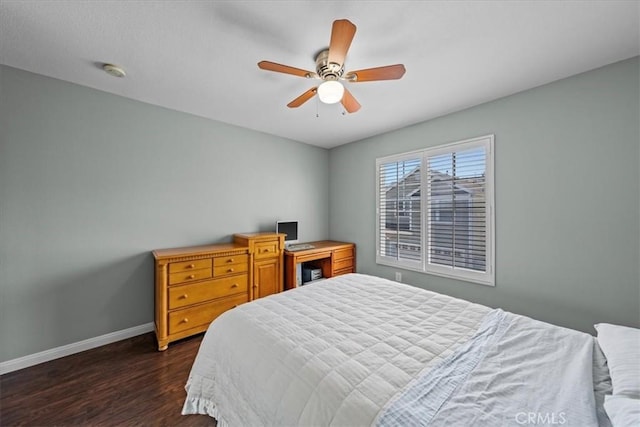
[276,220,298,244]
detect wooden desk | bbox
[284,240,356,290]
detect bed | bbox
[182,273,630,426]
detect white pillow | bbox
[594,323,640,397]
[593,340,614,427]
[604,395,640,427]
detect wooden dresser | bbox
[284,241,356,290]
[153,233,285,351]
[153,243,251,351]
[233,232,285,300]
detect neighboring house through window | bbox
[376,135,495,286]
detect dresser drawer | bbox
[213,254,249,267]
[255,241,279,259]
[168,293,248,334]
[333,247,354,261]
[214,262,248,277]
[168,275,248,310]
[168,268,212,285]
[168,258,212,274]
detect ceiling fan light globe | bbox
[317,80,344,104]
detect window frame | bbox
[375,135,495,286]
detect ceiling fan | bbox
[258,19,406,113]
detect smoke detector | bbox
[102,63,126,78]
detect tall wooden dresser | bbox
[233,232,285,300]
[153,243,250,351]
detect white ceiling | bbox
[1,1,638,149]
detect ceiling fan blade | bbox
[258,61,314,78]
[287,87,318,108]
[341,88,361,113]
[346,64,406,82]
[327,19,357,67]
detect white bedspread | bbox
[182,273,601,426]
[183,273,490,426]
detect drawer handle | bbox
[181,318,189,324]
[188,264,195,269]
[227,268,234,273]
[180,294,188,299]
[227,258,234,263]
[188,274,196,279]
[231,283,238,288]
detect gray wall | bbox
[0,65,329,362]
[329,57,640,333]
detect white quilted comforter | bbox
[182,273,601,426]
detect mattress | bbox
[182,273,601,426]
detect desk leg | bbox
[284,253,296,291]
[319,257,332,279]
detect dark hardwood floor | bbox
[0,332,216,426]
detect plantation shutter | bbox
[426,145,487,272]
[377,156,422,265]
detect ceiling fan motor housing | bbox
[315,49,344,80]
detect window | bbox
[377,155,422,268]
[376,135,494,286]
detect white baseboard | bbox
[0,322,155,375]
